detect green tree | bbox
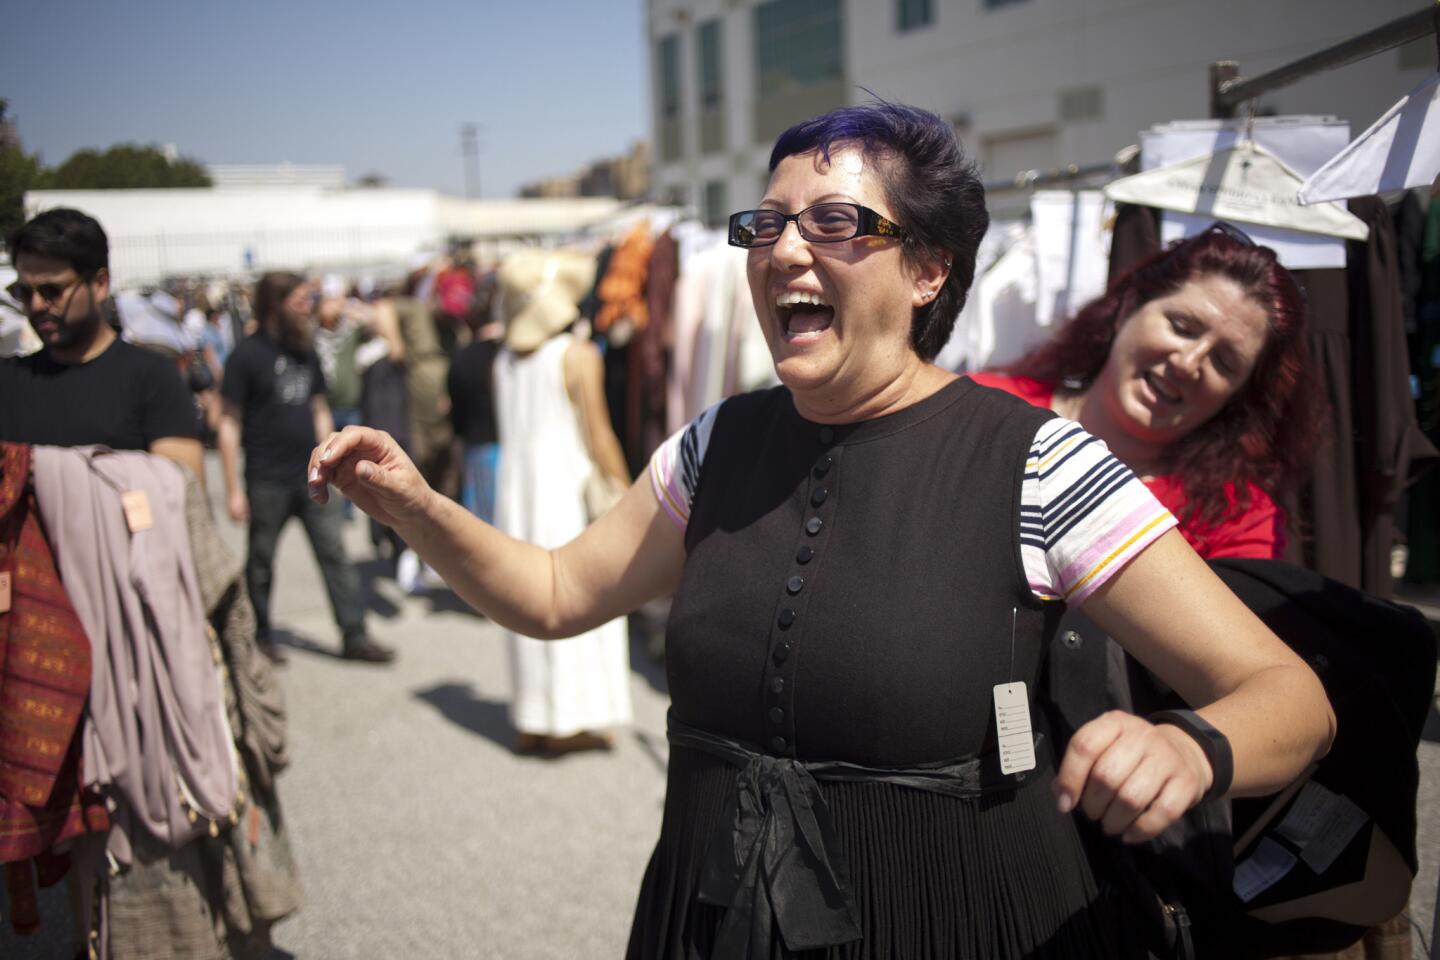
[39,143,211,189]
[0,100,41,244]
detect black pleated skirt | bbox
[626,746,1137,960]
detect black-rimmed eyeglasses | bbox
[727,202,908,249]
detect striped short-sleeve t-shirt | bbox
[650,402,1175,606]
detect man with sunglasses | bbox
[0,208,203,479]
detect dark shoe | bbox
[540,731,613,756]
[257,635,288,664]
[514,732,549,755]
[342,637,396,663]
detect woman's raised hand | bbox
[1052,710,1213,844]
[308,426,433,530]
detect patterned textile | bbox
[0,442,104,865]
[595,223,655,334]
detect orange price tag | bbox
[121,490,154,533]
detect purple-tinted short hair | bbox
[769,102,987,360]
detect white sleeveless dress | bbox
[493,333,633,737]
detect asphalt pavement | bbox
[3,452,1438,958]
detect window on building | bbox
[754,0,843,97]
[657,35,683,163]
[704,180,729,229]
[698,18,727,154]
[1058,86,1104,122]
[897,0,932,31]
[753,0,847,141]
[658,35,681,118]
[698,20,723,108]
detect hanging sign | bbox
[1104,143,1369,241]
[1299,72,1440,205]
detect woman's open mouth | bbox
[776,290,835,342]
[1143,371,1183,404]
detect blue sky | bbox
[2,0,650,197]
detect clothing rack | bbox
[1210,5,1440,118]
[981,160,1116,197]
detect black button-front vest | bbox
[667,378,1061,768]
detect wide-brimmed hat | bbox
[498,250,596,352]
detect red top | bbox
[968,372,1285,560]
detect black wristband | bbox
[1150,709,1233,803]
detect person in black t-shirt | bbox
[447,312,502,525]
[0,209,202,475]
[219,271,394,664]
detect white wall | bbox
[23,189,625,286]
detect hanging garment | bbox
[1349,196,1439,598]
[493,335,632,738]
[936,221,1028,372]
[72,467,303,960]
[0,443,107,914]
[1300,72,1440,204]
[632,228,680,466]
[1139,118,1355,270]
[30,447,237,869]
[959,230,1041,372]
[1031,190,1114,329]
[595,223,655,335]
[1104,142,1368,241]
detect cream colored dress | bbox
[493,333,633,736]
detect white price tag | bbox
[993,682,1036,775]
[1276,781,1370,875]
[1234,837,1299,903]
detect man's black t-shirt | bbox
[447,338,500,447]
[0,338,199,449]
[222,331,325,486]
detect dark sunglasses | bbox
[728,202,908,248]
[1193,221,1256,247]
[5,274,89,308]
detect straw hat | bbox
[498,250,596,353]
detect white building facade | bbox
[648,0,1435,224]
[23,189,628,287]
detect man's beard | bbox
[30,298,102,354]
[277,311,314,352]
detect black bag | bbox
[1043,559,1436,960]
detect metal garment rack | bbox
[981,160,1116,197]
[1210,5,1440,117]
[985,6,1439,199]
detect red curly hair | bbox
[1007,229,1321,530]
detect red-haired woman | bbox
[972,225,1318,559]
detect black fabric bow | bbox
[670,718,1045,959]
[696,749,862,957]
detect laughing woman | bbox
[308,103,1333,958]
[971,224,1317,560]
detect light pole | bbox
[460,124,481,199]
